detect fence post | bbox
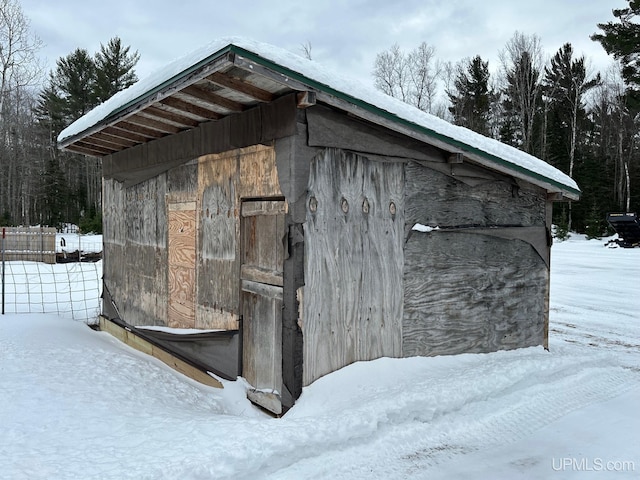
[39,226,42,263]
[2,227,5,315]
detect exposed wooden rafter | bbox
[104,126,150,143]
[448,152,464,164]
[143,106,200,129]
[116,121,166,139]
[93,132,138,148]
[66,144,106,156]
[205,72,274,102]
[296,91,316,108]
[180,85,245,113]
[158,96,222,120]
[127,114,182,134]
[74,141,113,156]
[80,136,126,151]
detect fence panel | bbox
[2,227,56,264]
[1,261,102,322]
[1,230,103,323]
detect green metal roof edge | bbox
[229,45,580,198]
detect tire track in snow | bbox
[252,355,640,480]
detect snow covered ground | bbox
[0,234,638,479]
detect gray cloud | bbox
[21,0,616,89]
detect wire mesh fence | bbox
[1,261,102,322]
[1,228,103,323]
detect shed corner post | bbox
[544,196,555,350]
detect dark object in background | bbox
[606,213,640,248]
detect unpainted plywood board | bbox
[402,231,547,357]
[303,148,404,386]
[168,205,196,328]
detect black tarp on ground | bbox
[102,285,240,381]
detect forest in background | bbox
[0,0,638,236]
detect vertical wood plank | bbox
[240,199,285,396]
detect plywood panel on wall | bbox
[168,203,196,329]
[113,175,168,327]
[304,148,404,386]
[402,159,549,358]
[196,144,281,330]
[197,153,239,328]
[238,144,281,198]
[402,231,547,357]
[404,161,546,230]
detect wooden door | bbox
[241,199,286,414]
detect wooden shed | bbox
[58,38,580,415]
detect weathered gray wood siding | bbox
[102,175,168,326]
[303,148,404,386]
[403,161,549,357]
[196,145,282,331]
[101,95,297,332]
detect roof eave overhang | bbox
[58,44,580,201]
[58,46,238,152]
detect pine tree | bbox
[50,48,97,123]
[94,37,139,103]
[592,0,640,106]
[543,44,600,176]
[592,2,640,217]
[35,74,67,141]
[543,44,601,232]
[34,38,139,228]
[447,55,495,136]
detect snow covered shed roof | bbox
[58,37,580,200]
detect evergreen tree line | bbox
[373,2,640,237]
[0,0,138,231]
[1,0,638,236]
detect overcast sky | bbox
[21,0,622,90]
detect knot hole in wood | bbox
[341,197,349,214]
[309,196,318,213]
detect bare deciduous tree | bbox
[498,32,544,153]
[0,0,44,225]
[300,41,312,61]
[0,0,42,118]
[373,42,441,113]
[595,65,635,212]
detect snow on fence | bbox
[1,230,103,322]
